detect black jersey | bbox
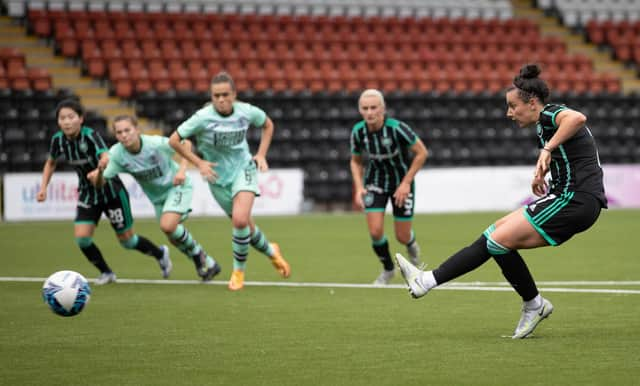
[350,117,419,193]
[536,104,607,207]
[49,126,124,205]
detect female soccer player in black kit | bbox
[396,64,607,339]
[350,89,428,285]
[37,99,171,284]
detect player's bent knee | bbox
[119,234,139,249]
[75,237,93,248]
[159,223,177,235]
[486,235,511,255]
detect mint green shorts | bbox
[153,182,193,221]
[209,160,260,216]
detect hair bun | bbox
[519,64,542,79]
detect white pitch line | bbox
[448,281,640,286]
[3,276,640,294]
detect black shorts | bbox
[75,188,134,234]
[363,183,415,220]
[524,191,602,246]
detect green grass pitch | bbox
[1,210,639,385]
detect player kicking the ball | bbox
[396,64,607,339]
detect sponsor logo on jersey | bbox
[368,149,399,160]
[79,140,88,153]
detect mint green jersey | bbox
[176,101,266,186]
[104,135,190,204]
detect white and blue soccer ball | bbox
[42,270,91,317]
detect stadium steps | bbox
[510,0,639,94]
[0,15,160,134]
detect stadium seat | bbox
[17,5,639,204]
[27,68,52,91]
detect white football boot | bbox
[395,253,431,298]
[512,298,554,339]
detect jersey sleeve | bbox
[547,105,569,129]
[245,103,267,128]
[48,133,61,160]
[395,121,419,148]
[102,146,125,179]
[177,109,206,139]
[538,104,569,146]
[86,127,109,156]
[350,125,362,155]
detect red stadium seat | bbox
[601,72,621,94]
[32,16,52,38]
[134,78,153,95]
[150,67,172,93]
[191,67,210,93]
[207,61,224,77]
[129,62,148,82]
[160,39,182,61]
[179,41,201,62]
[114,79,134,99]
[198,41,217,61]
[272,78,289,93]
[140,39,161,60]
[53,19,74,42]
[85,58,106,79]
[59,38,79,58]
[168,61,190,90]
[234,78,250,92]
[27,67,51,91]
[38,9,604,97]
[0,47,25,68]
[121,39,142,59]
[7,65,30,90]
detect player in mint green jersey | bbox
[38,99,170,285]
[88,115,221,281]
[168,71,291,291]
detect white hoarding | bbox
[2,169,304,221]
[413,164,640,213]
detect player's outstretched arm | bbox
[37,158,56,202]
[173,139,192,186]
[253,116,274,172]
[350,155,367,210]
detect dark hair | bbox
[55,98,84,119]
[511,64,550,104]
[211,71,236,91]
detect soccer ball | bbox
[42,270,91,317]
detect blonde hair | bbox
[358,89,385,108]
